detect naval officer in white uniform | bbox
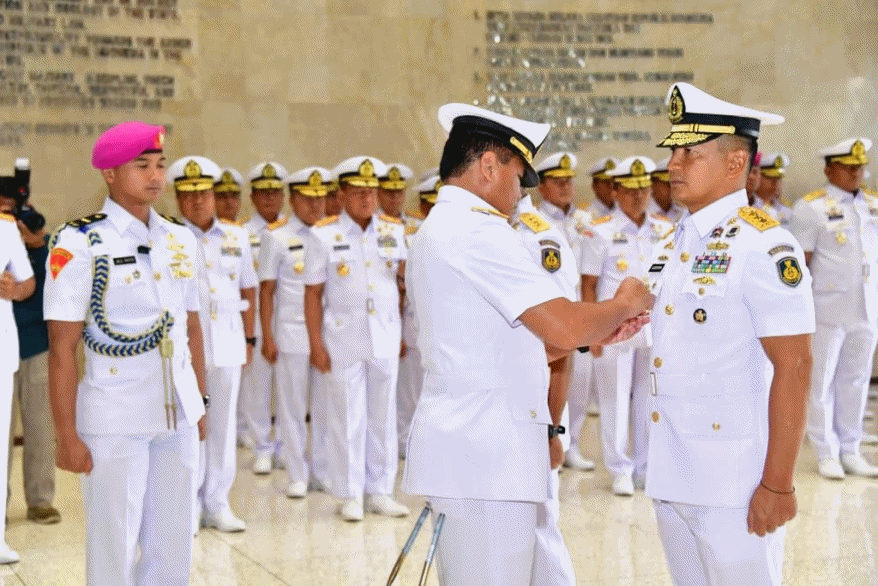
[790,137,878,479]
[403,103,653,586]
[169,155,257,533]
[304,156,410,521]
[646,83,815,586]
[46,122,208,586]
[259,166,330,497]
[242,161,288,474]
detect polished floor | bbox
[5,400,878,585]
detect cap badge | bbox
[360,159,375,178]
[774,156,784,168]
[852,140,866,158]
[264,164,276,178]
[308,171,322,187]
[632,159,646,177]
[668,86,685,124]
[184,160,202,178]
[153,130,165,149]
[560,154,571,170]
[388,167,402,181]
[605,159,616,171]
[221,170,234,184]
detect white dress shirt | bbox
[0,216,33,373]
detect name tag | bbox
[648,263,665,273]
[113,256,136,266]
[333,244,350,251]
[289,244,304,251]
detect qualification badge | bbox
[294,261,304,274]
[776,256,802,287]
[616,257,629,271]
[337,263,349,277]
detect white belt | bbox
[210,298,250,314]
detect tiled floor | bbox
[5,399,878,585]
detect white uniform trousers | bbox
[325,357,399,498]
[309,369,329,485]
[532,470,575,586]
[593,345,650,478]
[241,342,277,456]
[429,497,539,586]
[274,353,310,484]
[396,345,423,456]
[0,373,12,541]
[807,321,877,461]
[81,425,199,586]
[8,351,56,508]
[197,365,241,515]
[566,351,594,455]
[653,500,784,586]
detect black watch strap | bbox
[202,395,210,408]
[548,424,566,439]
[245,337,257,346]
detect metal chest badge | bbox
[692,253,730,274]
[776,256,802,287]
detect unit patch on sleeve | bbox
[776,256,802,287]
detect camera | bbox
[0,158,46,232]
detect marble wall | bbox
[1,0,877,227]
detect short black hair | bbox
[439,125,514,181]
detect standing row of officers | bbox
[0,81,873,586]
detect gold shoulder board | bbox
[268,217,288,230]
[380,214,403,225]
[66,212,107,229]
[159,213,185,226]
[405,225,418,235]
[518,212,551,233]
[591,214,612,226]
[312,215,339,228]
[864,188,878,198]
[0,212,14,222]
[804,189,826,202]
[470,206,509,220]
[738,206,779,231]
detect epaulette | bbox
[650,212,672,224]
[0,212,14,222]
[518,212,551,233]
[591,214,612,226]
[738,206,779,231]
[863,188,878,198]
[406,209,425,221]
[312,215,339,228]
[804,189,826,202]
[268,217,288,231]
[159,213,185,226]
[380,214,403,225]
[65,213,107,230]
[405,225,418,235]
[470,206,509,220]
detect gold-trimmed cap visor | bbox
[251,178,285,190]
[174,178,215,192]
[615,175,653,189]
[541,168,575,179]
[651,171,670,182]
[828,153,869,166]
[420,192,438,204]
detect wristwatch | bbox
[548,424,566,439]
[202,395,210,408]
[245,337,257,346]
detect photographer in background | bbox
[0,159,60,526]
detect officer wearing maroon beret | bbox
[45,121,209,586]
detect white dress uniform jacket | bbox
[536,200,593,276]
[187,218,256,367]
[753,198,792,227]
[403,186,566,502]
[646,198,686,225]
[790,184,878,326]
[646,190,815,508]
[44,198,205,435]
[304,212,406,364]
[259,215,312,355]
